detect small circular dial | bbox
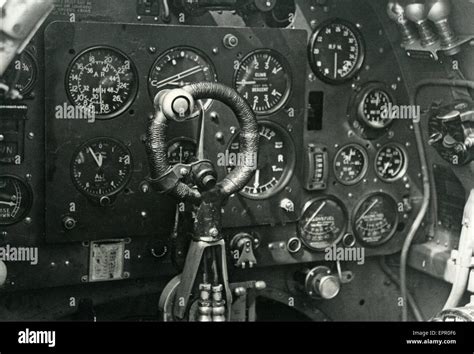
[309,19,365,84]
[3,51,37,94]
[234,49,291,115]
[148,47,217,110]
[167,138,197,164]
[298,196,347,251]
[227,122,295,200]
[358,86,395,129]
[66,47,138,119]
[0,176,32,226]
[71,137,133,199]
[333,144,368,185]
[353,193,399,246]
[375,144,407,182]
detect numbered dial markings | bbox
[234,50,291,115]
[375,144,407,182]
[333,144,368,185]
[148,47,217,110]
[298,197,347,251]
[353,193,399,246]
[309,20,364,84]
[359,88,394,129]
[71,138,133,199]
[67,47,138,118]
[227,122,295,200]
[167,138,197,165]
[3,51,37,94]
[0,176,32,226]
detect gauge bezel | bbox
[308,18,365,85]
[6,50,38,95]
[374,143,408,183]
[0,175,33,226]
[333,143,368,186]
[356,82,396,130]
[298,195,348,252]
[148,46,218,111]
[226,120,296,200]
[65,45,139,120]
[233,48,292,116]
[70,136,134,199]
[352,192,399,247]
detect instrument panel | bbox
[0,0,429,292]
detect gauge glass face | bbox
[309,20,364,84]
[360,89,394,129]
[167,138,197,164]
[148,47,217,110]
[375,144,407,182]
[66,47,138,119]
[353,193,398,246]
[298,197,347,251]
[3,51,37,94]
[227,122,295,200]
[234,49,291,115]
[0,176,32,225]
[333,144,368,185]
[71,138,133,199]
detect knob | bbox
[300,266,341,300]
[387,1,418,45]
[426,0,459,55]
[405,0,438,47]
[280,198,295,212]
[62,216,77,230]
[230,233,257,269]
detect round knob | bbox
[405,1,430,23]
[426,0,451,21]
[387,1,409,24]
[62,216,77,230]
[303,266,341,300]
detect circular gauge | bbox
[66,46,138,119]
[167,138,197,164]
[0,176,32,226]
[71,137,133,199]
[333,144,368,185]
[375,144,408,182]
[353,193,399,246]
[148,47,217,110]
[309,19,365,84]
[357,83,395,129]
[234,49,291,115]
[3,51,37,95]
[226,121,295,200]
[298,196,347,251]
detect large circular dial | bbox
[309,19,365,84]
[0,176,32,225]
[148,47,217,110]
[353,193,399,246]
[226,121,295,200]
[298,196,347,251]
[3,51,37,95]
[375,144,407,182]
[234,49,291,115]
[357,84,395,129]
[66,46,138,119]
[333,144,368,185]
[71,137,133,200]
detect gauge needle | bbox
[334,52,338,79]
[356,199,379,224]
[153,66,203,90]
[0,200,15,207]
[382,162,391,174]
[253,170,260,189]
[304,201,327,229]
[88,147,102,168]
